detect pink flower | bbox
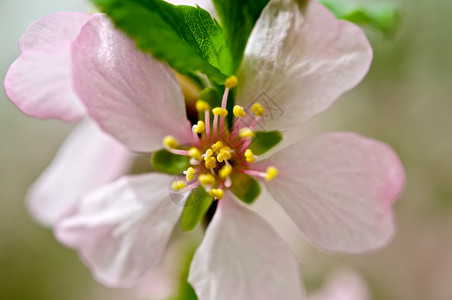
[4,0,405,299]
[3,2,213,227]
[4,12,134,225]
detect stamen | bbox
[212,107,228,117]
[196,100,211,142]
[199,174,215,186]
[205,156,217,169]
[189,147,202,161]
[217,147,232,162]
[244,149,256,163]
[171,180,186,190]
[225,75,238,89]
[265,167,278,181]
[211,141,224,154]
[252,103,265,117]
[163,135,179,150]
[196,100,211,112]
[219,165,232,179]
[193,120,205,133]
[183,167,196,181]
[209,188,224,200]
[233,105,246,118]
[239,128,255,139]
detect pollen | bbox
[244,149,255,163]
[239,128,255,139]
[233,105,246,118]
[225,75,238,89]
[211,141,224,154]
[204,149,214,159]
[196,100,211,112]
[199,174,215,186]
[205,156,217,169]
[252,103,265,117]
[189,147,202,160]
[193,120,205,133]
[265,166,278,181]
[184,167,196,181]
[163,135,178,149]
[209,188,224,200]
[219,165,232,178]
[171,180,186,190]
[217,148,232,162]
[212,107,228,117]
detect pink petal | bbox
[4,12,90,121]
[55,173,184,287]
[188,195,305,300]
[237,0,372,130]
[308,269,370,300]
[72,14,193,152]
[28,120,133,226]
[256,132,405,253]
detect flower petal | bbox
[237,0,372,130]
[55,173,184,287]
[256,132,405,253]
[28,120,133,226]
[308,269,369,300]
[188,195,305,300]
[4,12,89,121]
[72,14,192,152]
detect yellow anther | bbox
[204,149,214,159]
[171,180,186,190]
[252,103,265,117]
[217,148,232,162]
[209,188,224,200]
[199,174,215,186]
[205,156,217,169]
[212,107,228,117]
[225,75,238,89]
[196,100,211,112]
[185,167,195,181]
[244,149,255,163]
[163,136,179,149]
[265,166,278,181]
[233,105,246,118]
[189,147,202,160]
[239,128,255,139]
[193,120,205,133]
[219,165,232,179]
[211,141,224,154]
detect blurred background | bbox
[1,0,451,299]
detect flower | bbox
[4,0,405,299]
[4,11,134,226]
[3,0,212,226]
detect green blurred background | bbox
[1,0,451,299]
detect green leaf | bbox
[212,0,270,71]
[181,187,213,231]
[230,172,261,204]
[151,149,190,175]
[93,0,233,83]
[249,131,283,155]
[318,0,400,36]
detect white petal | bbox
[27,120,133,226]
[237,0,372,131]
[256,132,405,253]
[72,14,192,152]
[55,173,184,287]
[308,269,370,300]
[4,12,90,121]
[189,195,305,300]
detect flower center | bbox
[163,76,277,200]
